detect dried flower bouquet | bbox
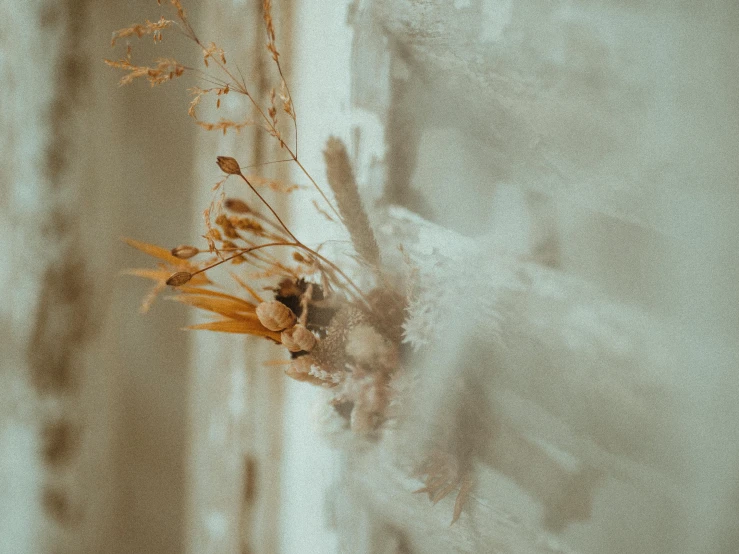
[109,0,471,524]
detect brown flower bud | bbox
[171,245,199,259]
[166,272,192,286]
[256,301,296,331]
[216,156,242,175]
[281,324,316,352]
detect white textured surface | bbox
[301,1,739,551]
[369,201,739,552]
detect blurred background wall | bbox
[1,1,196,552]
[0,1,337,552]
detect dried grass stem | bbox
[236,172,298,242]
[322,137,380,268]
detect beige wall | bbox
[2,1,196,551]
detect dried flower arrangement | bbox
[108,0,470,523]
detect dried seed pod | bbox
[281,324,316,352]
[216,156,242,175]
[171,245,199,259]
[256,301,296,331]
[166,271,192,286]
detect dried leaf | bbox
[124,237,189,266]
[230,273,265,303]
[169,294,257,319]
[176,286,256,305]
[186,319,281,341]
